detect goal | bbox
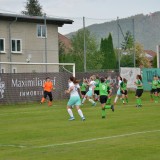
[0,62,75,76]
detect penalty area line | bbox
[0,129,160,149]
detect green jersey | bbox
[105,80,110,86]
[80,82,87,91]
[157,80,160,88]
[120,82,127,90]
[151,80,158,89]
[135,79,143,89]
[94,79,100,91]
[99,83,108,96]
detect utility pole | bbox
[44,13,47,72]
[83,16,86,72]
[117,17,120,71]
[132,18,136,67]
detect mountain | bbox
[66,11,160,51]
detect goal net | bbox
[0,62,75,104]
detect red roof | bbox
[58,33,72,52]
[144,50,157,58]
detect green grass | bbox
[0,92,160,160]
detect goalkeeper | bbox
[40,77,54,106]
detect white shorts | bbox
[117,88,121,96]
[86,90,93,97]
[67,96,81,106]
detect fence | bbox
[0,67,160,104]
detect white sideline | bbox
[0,129,160,149]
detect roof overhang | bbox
[0,13,73,27]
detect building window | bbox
[11,39,22,53]
[0,38,5,53]
[0,68,5,73]
[12,68,17,73]
[37,25,47,38]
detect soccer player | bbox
[149,76,158,103]
[134,75,143,107]
[105,76,113,105]
[157,76,160,99]
[120,78,128,104]
[40,77,54,106]
[82,75,96,106]
[80,78,87,99]
[114,76,122,105]
[94,75,100,101]
[99,77,114,118]
[65,76,85,121]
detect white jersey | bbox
[68,82,80,97]
[89,80,96,91]
[118,80,122,89]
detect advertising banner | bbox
[142,68,160,91]
[120,67,141,88]
[0,71,120,104]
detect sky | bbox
[0,0,160,34]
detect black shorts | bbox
[81,91,86,95]
[120,90,128,95]
[157,88,160,93]
[44,91,53,101]
[94,90,99,96]
[135,89,143,97]
[150,89,157,94]
[100,95,108,104]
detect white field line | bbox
[0,102,158,116]
[0,129,160,149]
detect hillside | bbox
[67,11,160,51]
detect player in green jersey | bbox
[99,77,114,119]
[105,76,113,105]
[94,75,100,101]
[157,76,160,99]
[134,75,143,107]
[120,78,128,104]
[80,78,87,99]
[149,76,158,103]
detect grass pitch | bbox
[0,92,160,160]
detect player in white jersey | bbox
[114,76,122,105]
[82,75,96,106]
[65,76,85,121]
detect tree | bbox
[121,31,134,51]
[152,55,157,68]
[59,29,102,72]
[59,41,66,56]
[120,42,150,68]
[22,0,43,16]
[135,42,150,68]
[100,33,117,69]
[120,54,134,67]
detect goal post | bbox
[0,62,76,76]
